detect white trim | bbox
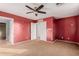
[0,16,14,45]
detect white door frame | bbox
[0,16,14,45]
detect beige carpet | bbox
[0,39,79,56]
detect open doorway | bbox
[0,23,6,40]
[0,23,7,44]
[0,16,14,45]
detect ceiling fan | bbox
[25,4,46,16]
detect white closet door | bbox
[36,21,47,41]
[31,23,37,40]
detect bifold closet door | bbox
[36,21,47,41]
[31,23,37,40]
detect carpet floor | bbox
[0,39,79,56]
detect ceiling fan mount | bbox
[25,4,46,16]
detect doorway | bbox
[0,23,6,40]
[0,16,14,45]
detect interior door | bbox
[31,23,37,40]
[36,21,47,41]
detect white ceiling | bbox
[0,3,79,20]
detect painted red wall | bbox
[43,17,54,41]
[0,11,31,43]
[43,16,79,43]
[53,20,58,39]
[76,16,79,42]
[55,16,79,42]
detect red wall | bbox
[53,20,57,40]
[43,17,54,41]
[76,16,79,42]
[54,16,79,42]
[0,11,31,43]
[43,16,79,43]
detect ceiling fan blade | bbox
[37,11,46,14]
[36,5,44,11]
[26,12,33,14]
[25,5,35,11]
[56,3,63,6]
